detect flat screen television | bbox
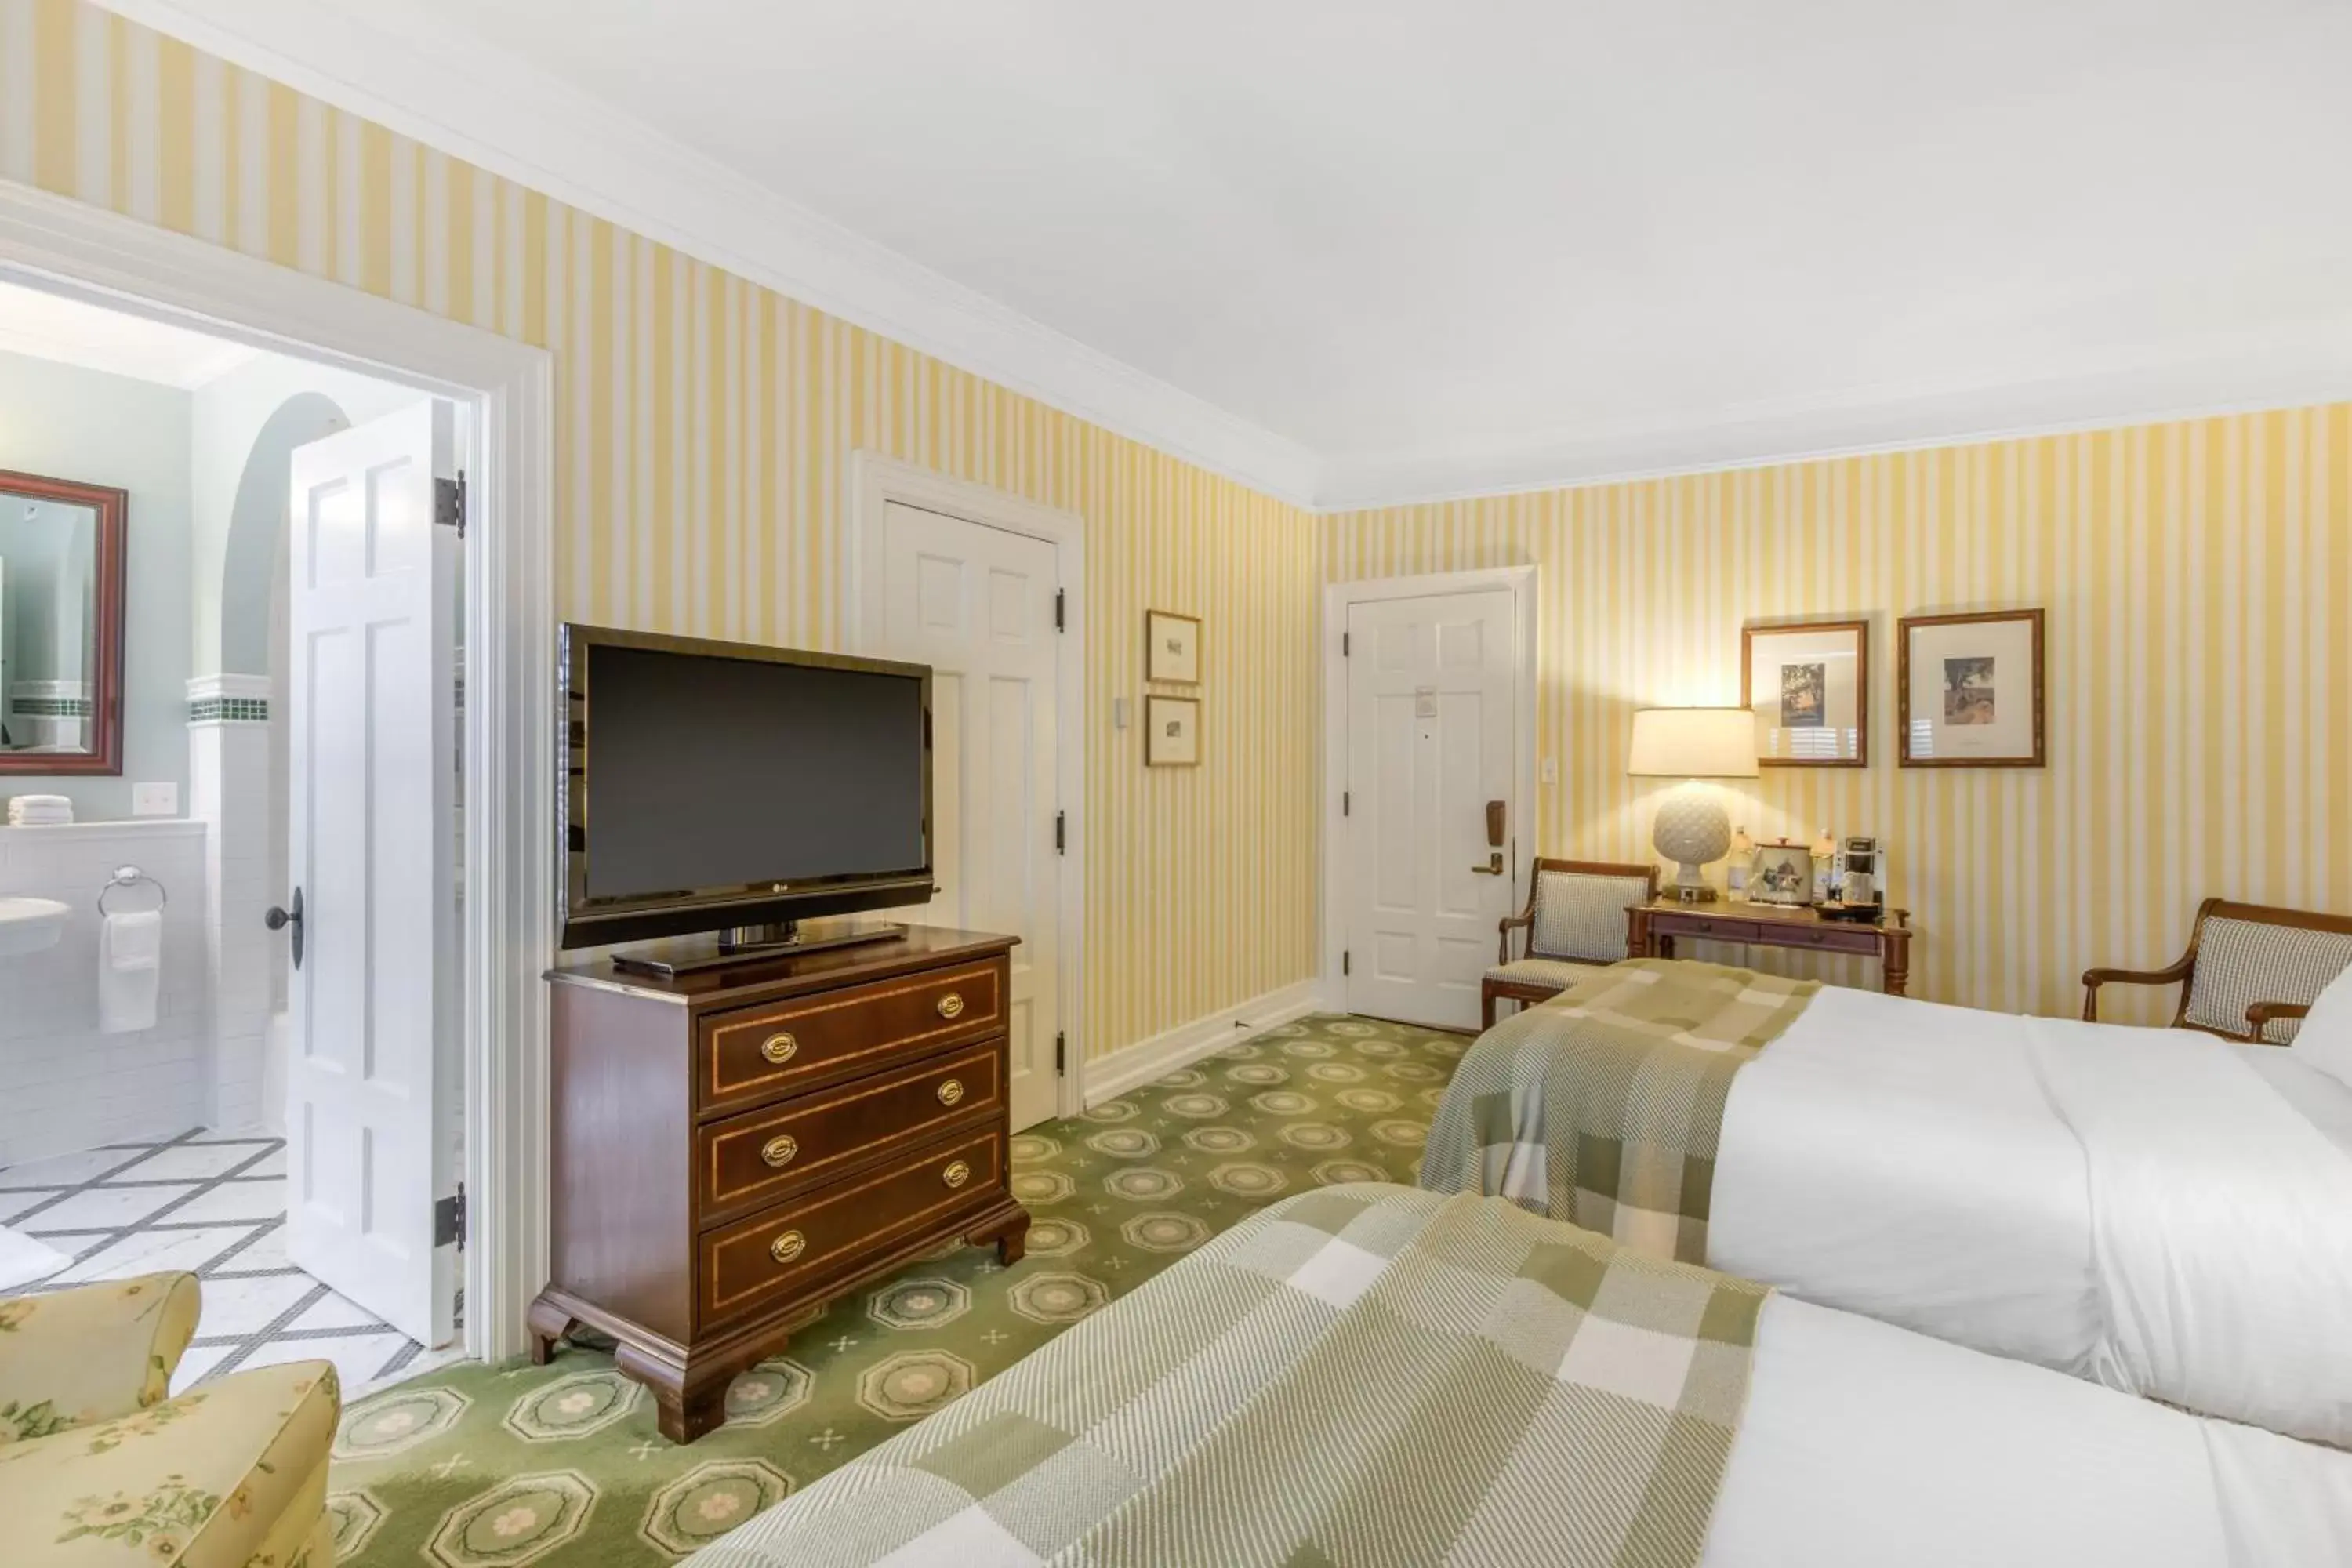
[557,625,933,960]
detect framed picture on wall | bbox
[1741,618,1869,767]
[1145,609,1202,684]
[1897,608,2046,768]
[1145,695,1201,767]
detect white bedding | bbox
[1708,983,2352,1447]
[1708,1295,2352,1567]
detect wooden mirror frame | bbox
[0,466,128,776]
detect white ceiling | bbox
[0,277,255,389]
[105,1,2352,506]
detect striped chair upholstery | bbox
[2084,898,2352,1044]
[1527,869,1655,964]
[1485,860,1659,1029]
[2183,917,2352,1044]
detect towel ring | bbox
[97,865,166,916]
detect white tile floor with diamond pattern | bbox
[0,1127,429,1394]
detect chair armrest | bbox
[2080,960,2192,1022]
[2245,1001,2310,1040]
[0,1272,200,1436]
[1497,911,1532,965]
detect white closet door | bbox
[1344,589,1518,1030]
[283,400,460,1347]
[880,500,1062,1131]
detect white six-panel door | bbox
[284,401,460,1346]
[880,500,1062,1131]
[1344,589,1518,1030]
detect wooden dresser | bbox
[530,927,1030,1442]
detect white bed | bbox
[1708,982,2352,1449]
[1711,1293,2352,1567]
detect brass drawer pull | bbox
[769,1229,806,1265]
[936,992,965,1020]
[760,1134,799,1169]
[942,1160,971,1189]
[936,1078,965,1106]
[760,1032,799,1065]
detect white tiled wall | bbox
[187,681,276,1136]
[0,821,209,1166]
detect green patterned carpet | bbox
[328,1012,1463,1566]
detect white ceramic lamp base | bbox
[1652,780,1731,902]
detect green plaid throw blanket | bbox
[1420,960,1820,1263]
[691,1184,1769,1568]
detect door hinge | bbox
[1054,1031,1067,1076]
[434,1184,466,1249]
[1054,588,1065,632]
[434,472,467,538]
[1054,810,1066,854]
[1342,790,1350,817]
[1342,631,1350,656]
[1342,950,1351,976]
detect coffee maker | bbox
[1828,836,1884,918]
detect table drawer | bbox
[698,1038,1003,1221]
[699,1123,1004,1327]
[699,958,1005,1115]
[1770,924,1881,955]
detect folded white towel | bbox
[9,793,70,808]
[99,909,162,1033]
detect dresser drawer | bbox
[700,1123,1004,1327]
[699,959,1005,1115]
[698,1038,1004,1221]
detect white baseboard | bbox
[1083,978,1327,1106]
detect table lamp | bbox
[1627,706,1759,902]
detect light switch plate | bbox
[131,782,178,817]
[1541,756,1559,786]
[1112,697,1131,730]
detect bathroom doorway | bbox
[0,281,472,1396]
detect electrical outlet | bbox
[131,782,178,817]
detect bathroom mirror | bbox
[0,467,126,775]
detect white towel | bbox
[98,909,162,1033]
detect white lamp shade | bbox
[1627,707,1759,779]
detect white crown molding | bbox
[88,2,2352,520]
[93,0,1324,508]
[1315,312,2352,511]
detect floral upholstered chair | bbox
[2082,897,2352,1043]
[1483,858,1660,1028]
[0,1272,339,1566]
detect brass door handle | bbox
[760,1032,798,1064]
[769,1229,806,1265]
[942,1160,971,1189]
[1470,854,1504,875]
[936,1078,965,1106]
[760,1134,798,1169]
[935,993,965,1019]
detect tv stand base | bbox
[610,919,906,979]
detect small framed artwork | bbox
[1145,609,1202,685]
[1741,618,1869,767]
[1145,695,1201,767]
[1749,841,1815,906]
[1898,609,2046,768]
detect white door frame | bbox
[849,452,1087,1118]
[0,178,555,1364]
[1322,566,1540,1008]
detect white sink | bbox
[0,896,69,956]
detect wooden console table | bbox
[1626,899,1913,995]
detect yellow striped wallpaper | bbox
[1327,410,2352,1021]
[3,0,1320,1061]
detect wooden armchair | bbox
[1483,858,1659,1029]
[2082,897,2352,1043]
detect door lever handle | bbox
[265,887,304,971]
[1470,854,1504,875]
